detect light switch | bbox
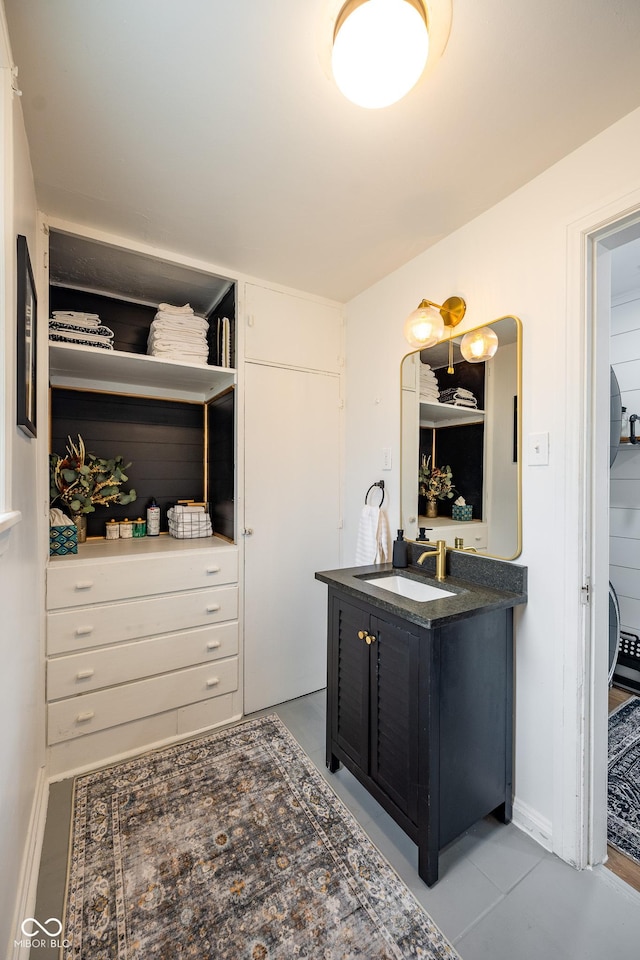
[528,432,549,466]
[382,447,392,470]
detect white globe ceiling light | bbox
[332,0,429,108]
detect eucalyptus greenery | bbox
[418,455,455,502]
[50,435,137,515]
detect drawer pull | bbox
[207,604,221,613]
[206,565,221,574]
[74,580,94,591]
[76,669,95,680]
[76,711,95,723]
[206,677,220,688]
[75,625,94,637]
[206,640,221,651]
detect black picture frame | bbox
[16,234,37,438]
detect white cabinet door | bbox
[244,283,342,373]
[244,362,341,712]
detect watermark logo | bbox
[15,916,71,950]
[21,917,62,937]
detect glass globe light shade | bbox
[332,0,429,109]
[403,302,445,349]
[460,327,499,363]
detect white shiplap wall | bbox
[610,291,640,664]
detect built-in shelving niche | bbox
[50,386,235,540]
[48,229,236,540]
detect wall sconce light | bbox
[403,296,466,349]
[332,0,430,108]
[460,327,499,363]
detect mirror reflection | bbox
[400,315,522,559]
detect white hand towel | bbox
[355,505,379,565]
[375,508,391,564]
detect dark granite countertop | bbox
[315,549,527,630]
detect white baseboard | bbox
[6,768,49,960]
[512,796,553,852]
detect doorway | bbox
[588,212,640,884]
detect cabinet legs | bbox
[493,798,513,824]
[418,844,439,887]
[327,751,340,773]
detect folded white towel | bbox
[52,311,100,327]
[147,348,208,366]
[148,340,208,356]
[147,334,209,356]
[152,315,209,332]
[158,303,194,315]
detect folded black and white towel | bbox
[439,387,477,407]
[49,320,114,339]
[49,332,114,350]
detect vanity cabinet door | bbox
[370,615,420,823]
[329,597,370,771]
[327,594,421,823]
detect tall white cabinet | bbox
[43,226,344,774]
[242,283,343,713]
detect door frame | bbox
[563,190,640,869]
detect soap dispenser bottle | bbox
[392,530,408,568]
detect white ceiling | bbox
[5,0,640,303]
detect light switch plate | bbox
[528,432,549,466]
[382,447,392,470]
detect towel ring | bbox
[365,480,385,507]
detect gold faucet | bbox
[454,537,477,553]
[417,539,448,581]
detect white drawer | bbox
[47,656,238,744]
[47,585,238,655]
[47,547,238,610]
[47,621,238,700]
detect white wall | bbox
[344,105,640,855]
[0,8,45,952]
[610,290,640,678]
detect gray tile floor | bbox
[35,690,640,959]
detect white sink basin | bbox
[363,575,455,603]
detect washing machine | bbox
[609,582,620,686]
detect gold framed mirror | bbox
[400,315,522,559]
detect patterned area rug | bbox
[608,696,640,865]
[63,715,459,959]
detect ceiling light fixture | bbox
[403,296,466,349]
[332,0,429,108]
[460,327,499,363]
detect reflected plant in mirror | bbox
[400,316,522,559]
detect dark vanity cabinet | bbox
[326,588,514,886]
